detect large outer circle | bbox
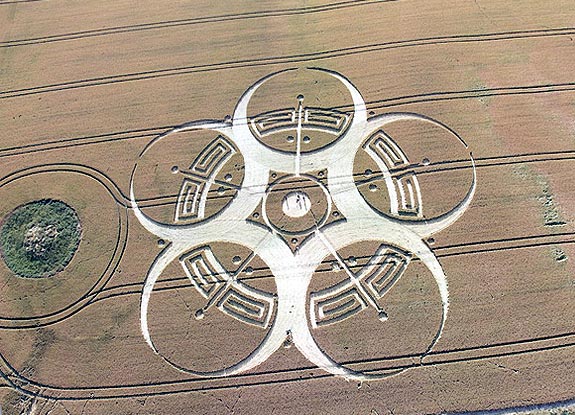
[306,239,444,373]
[132,128,245,227]
[146,241,279,375]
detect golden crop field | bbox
[0,1,574,414]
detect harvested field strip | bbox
[2,27,575,99]
[0,0,397,48]
[1,332,575,399]
[0,0,42,4]
[336,82,575,111]
[0,165,127,207]
[136,152,575,208]
[2,150,573,211]
[95,232,575,301]
[1,230,571,329]
[0,127,172,158]
[2,80,575,159]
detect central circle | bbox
[282,191,311,218]
[262,174,331,236]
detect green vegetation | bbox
[0,199,81,278]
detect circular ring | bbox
[0,164,127,328]
[261,174,332,236]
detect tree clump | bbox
[23,224,60,258]
[0,200,81,278]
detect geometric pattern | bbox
[310,244,412,327]
[130,67,477,382]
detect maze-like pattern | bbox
[250,107,351,138]
[310,245,412,328]
[131,68,476,381]
[217,286,274,329]
[311,286,369,328]
[363,130,423,217]
[180,246,274,329]
[180,247,227,299]
[363,246,412,298]
[175,136,236,222]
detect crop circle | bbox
[0,199,82,278]
[282,191,311,218]
[262,175,331,236]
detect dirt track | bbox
[1,1,574,414]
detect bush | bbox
[0,199,82,278]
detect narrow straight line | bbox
[295,95,304,176]
[314,229,382,313]
[2,27,575,99]
[0,0,397,45]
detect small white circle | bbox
[195,309,205,320]
[282,191,311,218]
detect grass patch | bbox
[0,199,81,278]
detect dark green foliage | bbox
[0,199,81,278]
